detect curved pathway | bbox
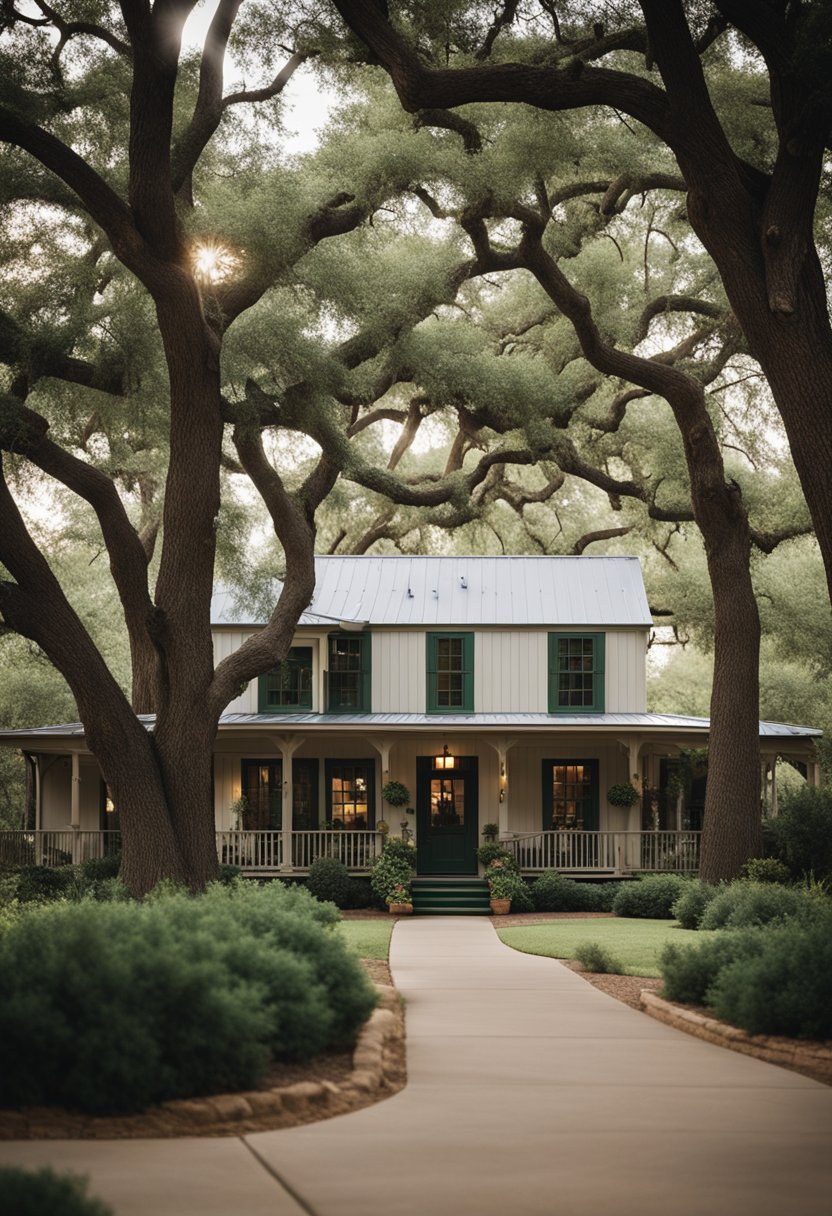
[2,918,831,1215]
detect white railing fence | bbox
[291,830,382,872]
[506,830,701,874]
[0,830,121,869]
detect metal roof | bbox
[210,587,338,629]
[212,556,653,628]
[0,713,820,740]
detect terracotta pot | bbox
[490,898,511,915]
[389,902,414,915]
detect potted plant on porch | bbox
[386,882,414,915]
[485,859,518,915]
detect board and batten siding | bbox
[371,631,425,713]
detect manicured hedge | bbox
[698,881,815,930]
[671,879,720,930]
[307,857,353,908]
[765,787,832,882]
[611,874,689,919]
[530,872,620,913]
[0,880,376,1115]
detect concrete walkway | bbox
[2,918,831,1215]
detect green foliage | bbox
[381,780,410,808]
[0,882,375,1114]
[80,852,121,882]
[740,857,792,885]
[671,879,720,929]
[765,787,832,882]
[574,941,624,975]
[530,872,621,912]
[370,837,416,902]
[486,861,530,907]
[661,915,832,1039]
[612,875,690,919]
[307,856,353,908]
[606,782,640,807]
[345,877,375,909]
[0,1168,113,1216]
[698,881,816,930]
[481,822,499,841]
[708,919,832,1040]
[476,843,518,870]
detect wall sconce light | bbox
[435,743,455,770]
[500,760,506,778]
[499,788,505,803]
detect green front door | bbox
[416,755,479,875]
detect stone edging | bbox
[0,985,404,1140]
[640,989,832,1083]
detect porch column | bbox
[367,736,396,828]
[485,736,516,838]
[70,752,81,864]
[34,756,42,832]
[278,735,303,871]
[808,760,822,789]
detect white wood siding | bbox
[475,632,547,712]
[371,631,425,713]
[604,630,647,713]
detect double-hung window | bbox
[427,632,474,713]
[328,632,371,713]
[258,647,313,712]
[548,633,605,713]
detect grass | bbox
[336,919,393,960]
[497,918,714,978]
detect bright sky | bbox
[181,0,336,154]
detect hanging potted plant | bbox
[606,782,640,808]
[382,780,410,810]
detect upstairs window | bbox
[328,633,371,713]
[548,633,605,713]
[427,632,474,713]
[258,647,313,713]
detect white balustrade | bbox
[506,830,701,874]
[0,830,121,868]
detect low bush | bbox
[80,852,121,883]
[659,929,769,1005]
[13,865,74,903]
[612,874,689,919]
[486,862,533,910]
[345,877,375,909]
[475,843,519,870]
[708,918,832,1039]
[740,857,791,885]
[217,863,241,884]
[765,786,832,882]
[0,881,375,1115]
[698,881,814,930]
[574,941,624,974]
[0,1168,113,1216]
[370,838,416,903]
[530,871,592,912]
[307,857,353,908]
[671,879,720,930]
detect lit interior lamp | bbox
[435,743,455,770]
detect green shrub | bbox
[659,929,769,1005]
[507,878,534,912]
[0,1168,113,1216]
[0,882,375,1115]
[740,857,791,885]
[612,874,689,918]
[80,852,121,883]
[14,865,74,903]
[476,843,518,870]
[766,786,832,882]
[345,877,375,909]
[671,879,720,929]
[217,863,241,884]
[574,941,624,974]
[370,838,416,903]
[486,862,531,908]
[531,871,591,912]
[307,857,353,908]
[585,882,622,912]
[698,881,813,930]
[708,918,832,1039]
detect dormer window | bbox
[328,633,371,713]
[548,633,605,714]
[258,647,313,713]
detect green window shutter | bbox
[547,634,558,714]
[593,633,605,713]
[426,633,438,711]
[462,631,474,712]
[361,631,372,713]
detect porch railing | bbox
[0,829,699,876]
[505,830,701,874]
[0,830,121,869]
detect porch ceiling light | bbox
[435,743,455,770]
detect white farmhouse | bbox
[0,556,820,886]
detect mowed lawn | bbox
[497,919,714,977]
[337,919,394,960]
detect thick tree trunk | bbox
[698,513,762,879]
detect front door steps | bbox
[411,876,491,916]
